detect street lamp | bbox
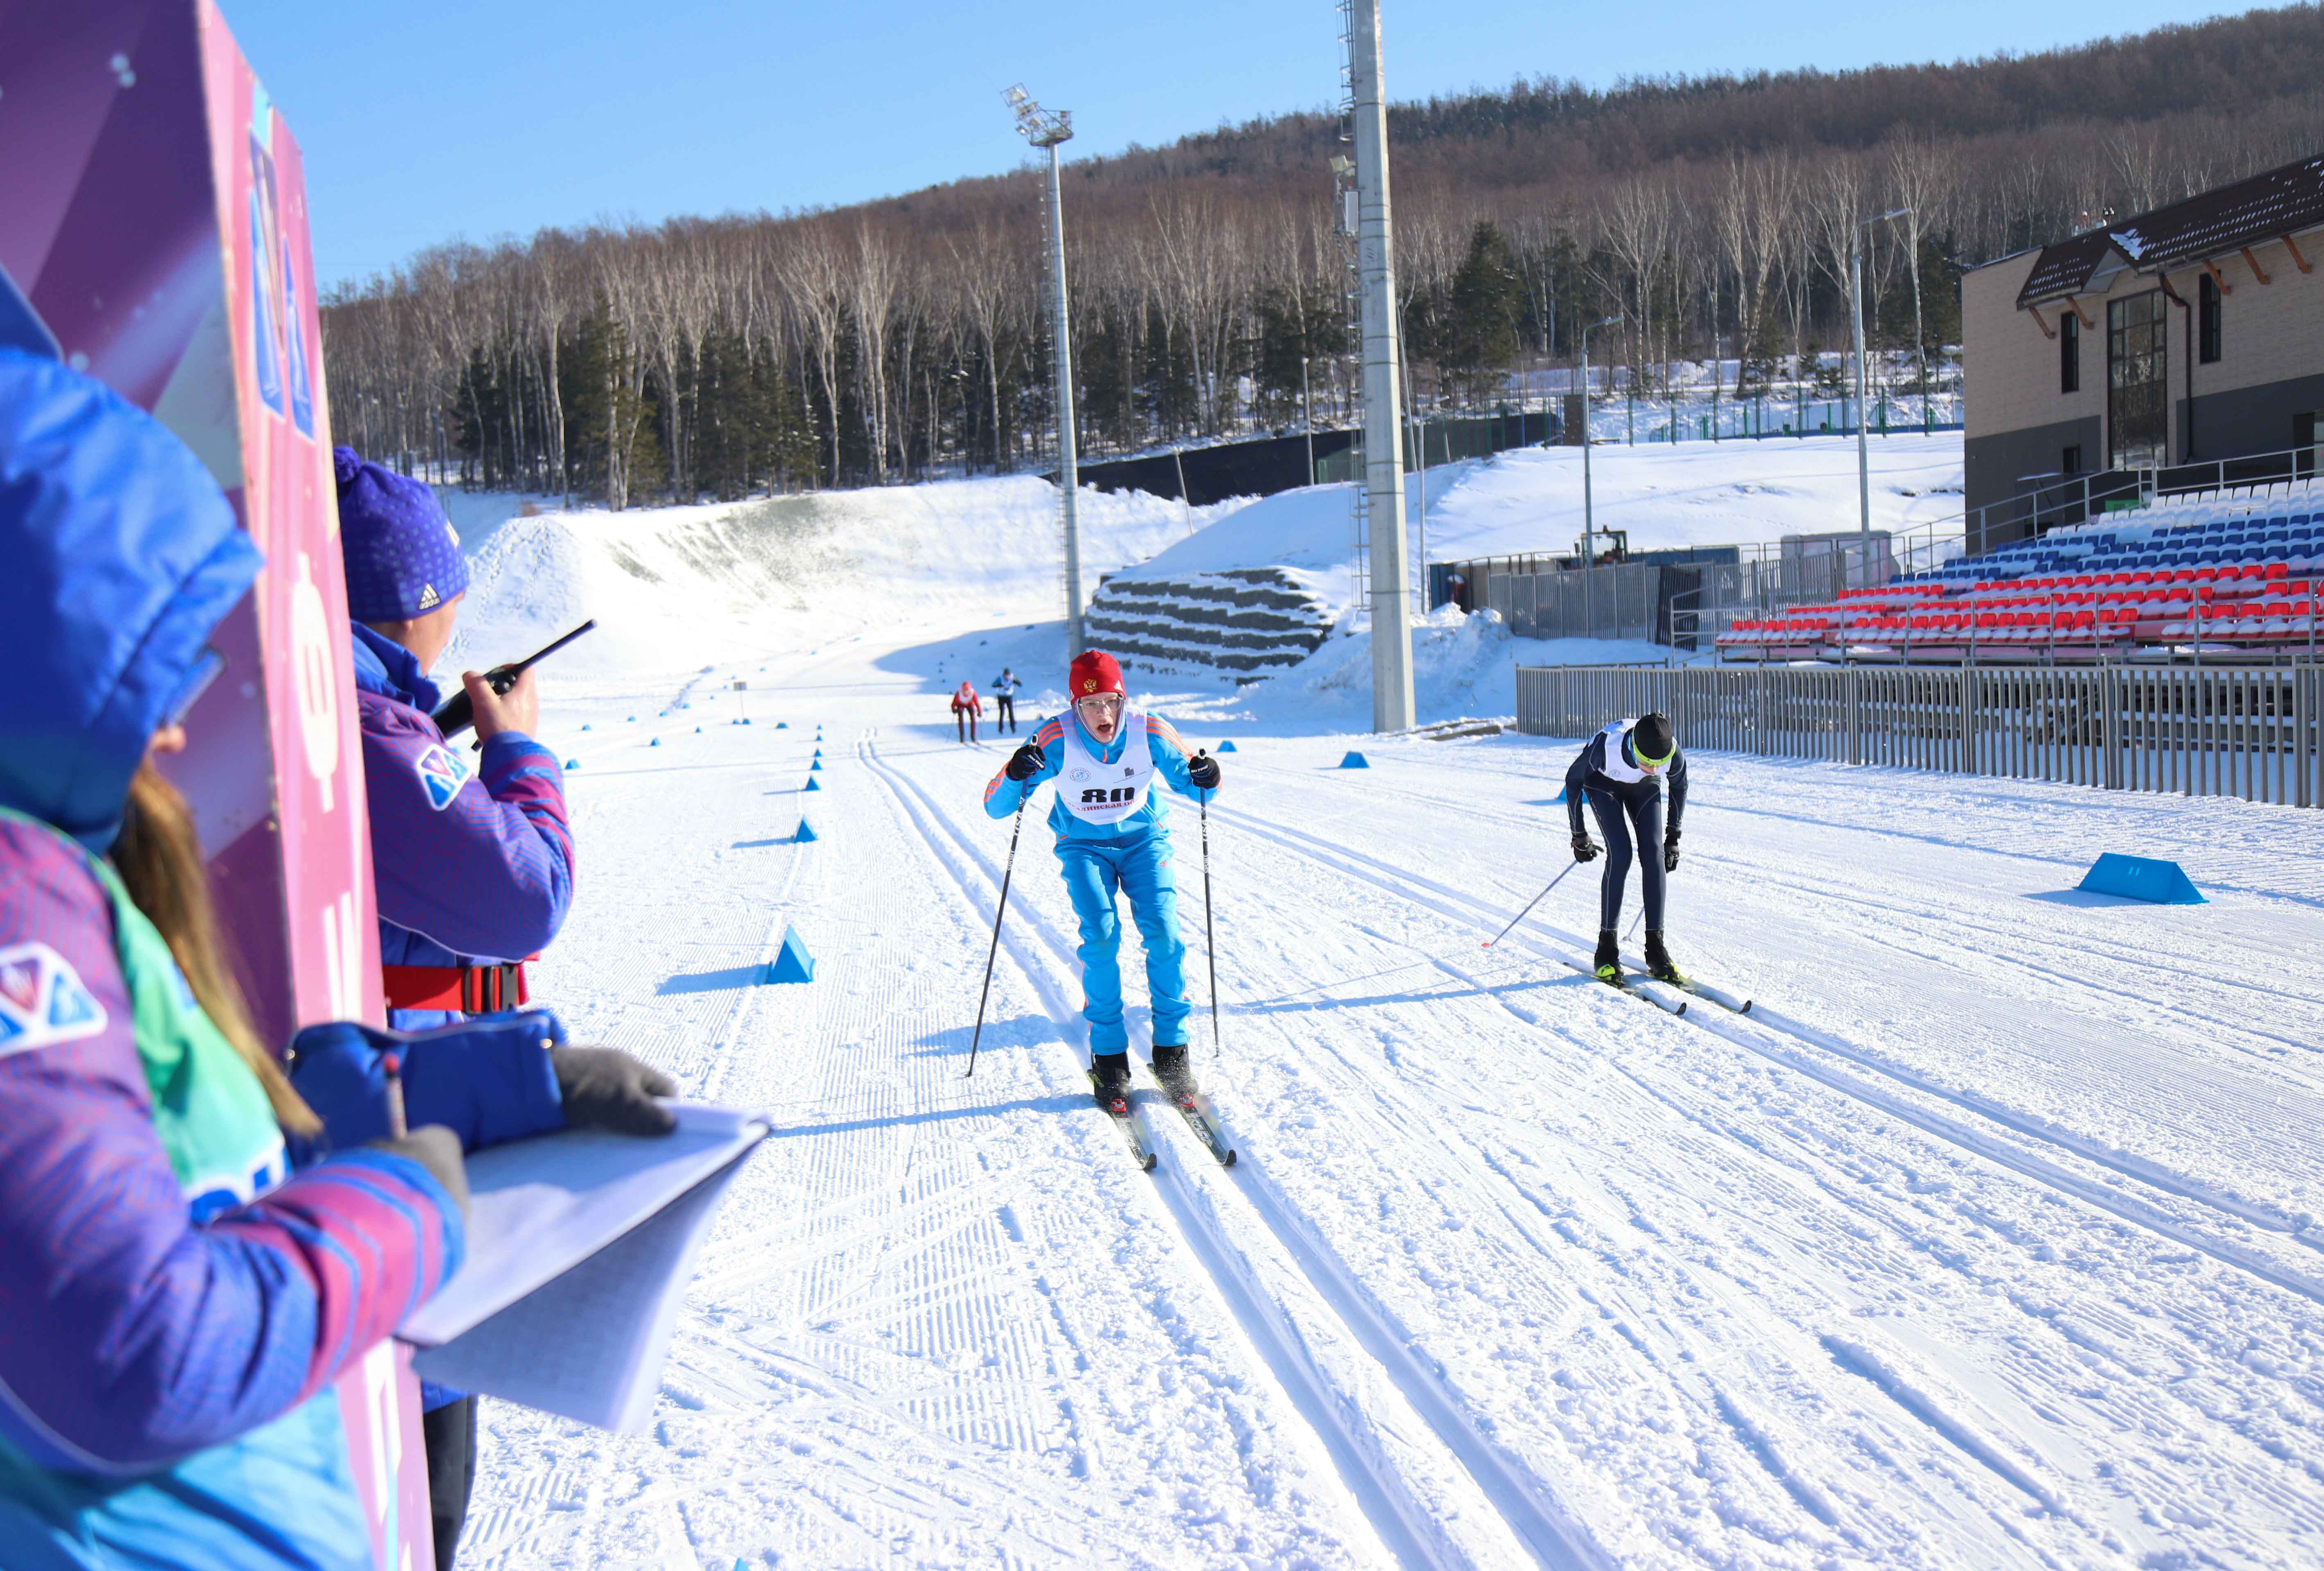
[1004,84,1085,656]
[1580,314,1621,567]
[1851,206,1909,587]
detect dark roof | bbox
[2014,231,2121,306]
[2015,154,2324,307]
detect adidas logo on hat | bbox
[417,583,439,610]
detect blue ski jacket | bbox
[351,623,573,1030]
[0,345,462,1566]
[982,710,1213,843]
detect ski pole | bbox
[1200,782,1220,1059]
[1481,860,1580,949]
[1626,906,1645,940]
[964,796,1027,1079]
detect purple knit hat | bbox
[334,446,467,622]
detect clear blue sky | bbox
[217,0,2216,288]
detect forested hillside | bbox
[319,5,2324,503]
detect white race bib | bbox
[1595,719,1648,784]
[1058,710,1154,825]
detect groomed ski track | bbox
[459,652,2324,1570]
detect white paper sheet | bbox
[401,1101,767,1431]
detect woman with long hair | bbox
[0,324,672,1566]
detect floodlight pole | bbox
[1008,86,1085,656]
[1348,0,1414,732]
[1580,314,1621,567]
[1851,206,1908,589]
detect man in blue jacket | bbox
[333,447,582,1562]
[982,650,1220,1108]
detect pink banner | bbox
[0,2,429,1563]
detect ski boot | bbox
[1090,1051,1134,1113]
[1643,929,1688,986]
[1593,928,1620,982]
[1150,1043,1196,1097]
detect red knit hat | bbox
[1067,649,1126,699]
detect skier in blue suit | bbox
[982,650,1221,1108]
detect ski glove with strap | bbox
[1187,751,1221,791]
[550,1046,679,1136]
[1663,829,1681,873]
[1005,741,1046,781]
[1571,832,1599,864]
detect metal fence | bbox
[1490,563,1664,642]
[1515,663,2322,806]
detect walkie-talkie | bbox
[431,619,597,741]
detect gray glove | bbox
[369,1125,469,1220]
[551,1046,679,1136]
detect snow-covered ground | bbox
[425,438,2323,1569]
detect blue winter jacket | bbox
[982,709,1213,841]
[350,623,573,1031]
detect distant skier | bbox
[951,679,983,744]
[1565,712,1688,984]
[992,667,1022,734]
[982,650,1220,1111]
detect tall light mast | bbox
[1343,0,1413,732]
[1006,84,1085,656]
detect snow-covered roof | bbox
[2014,153,2324,308]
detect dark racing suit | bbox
[1565,719,1688,930]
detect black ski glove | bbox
[368,1125,469,1220]
[551,1046,678,1136]
[1570,832,1599,863]
[1663,830,1681,873]
[1005,741,1046,781]
[1187,751,1221,791]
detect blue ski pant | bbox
[1056,829,1189,1052]
[1585,784,1667,931]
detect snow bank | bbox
[437,477,1237,686]
[1128,432,1966,622]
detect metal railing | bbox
[1942,439,2324,554]
[1515,663,2320,807]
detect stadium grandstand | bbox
[1716,484,2322,662]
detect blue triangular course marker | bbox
[564,758,580,769]
[2077,853,2205,904]
[741,718,751,725]
[1217,740,1238,752]
[1549,787,1567,804]
[809,758,822,771]
[804,776,820,791]
[626,715,635,722]
[777,721,788,729]
[695,726,702,734]
[795,816,818,843]
[765,925,815,984]
[813,748,822,758]
[581,723,591,732]
[1339,750,1369,769]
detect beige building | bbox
[1962,156,2324,553]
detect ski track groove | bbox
[1203,798,2324,1310]
[862,736,1610,1571]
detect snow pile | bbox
[438,477,1237,685]
[1137,433,1966,624]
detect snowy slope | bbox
[437,478,1237,689]
[448,558,2324,1570]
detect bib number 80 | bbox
[1080,786,1137,805]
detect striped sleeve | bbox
[1144,715,1209,799]
[0,823,463,1474]
[360,698,573,962]
[983,718,1065,817]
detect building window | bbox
[2198,272,2222,363]
[2062,444,2082,476]
[2108,290,2168,471]
[2060,311,2080,393]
